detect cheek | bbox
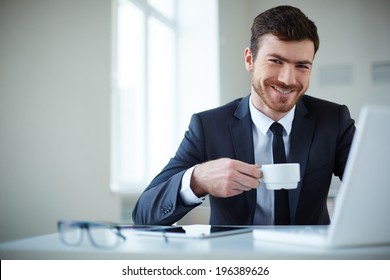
[252,65,275,82]
[298,74,311,89]
[297,69,312,81]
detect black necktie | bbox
[270,122,290,225]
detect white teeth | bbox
[272,86,291,95]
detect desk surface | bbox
[1,227,390,260]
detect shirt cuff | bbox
[180,165,205,205]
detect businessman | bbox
[132,5,355,226]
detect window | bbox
[112,0,219,194]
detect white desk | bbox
[1,228,390,260]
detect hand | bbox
[190,158,262,198]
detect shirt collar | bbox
[249,95,295,136]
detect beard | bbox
[252,78,305,113]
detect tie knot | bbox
[270,122,284,136]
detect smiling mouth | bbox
[271,85,293,95]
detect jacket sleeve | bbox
[132,114,206,225]
[334,104,356,179]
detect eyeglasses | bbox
[57,220,126,249]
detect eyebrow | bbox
[267,53,313,65]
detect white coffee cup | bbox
[260,163,300,190]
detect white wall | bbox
[0,0,120,242]
[218,0,252,104]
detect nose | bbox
[278,64,296,86]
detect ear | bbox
[244,48,254,71]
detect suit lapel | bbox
[288,99,315,223]
[230,120,254,163]
[229,96,257,221]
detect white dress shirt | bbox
[180,95,295,225]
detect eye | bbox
[296,64,311,70]
[270,59,282,64]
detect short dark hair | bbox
[250,5,319,60]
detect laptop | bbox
[253,105,390,248]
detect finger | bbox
[213,181,244,197]
[231,160,262,179]
[230,170,260,190]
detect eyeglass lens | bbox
[59,223,83,246]
[58,221,125,248]
[88,227,122,248]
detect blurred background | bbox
[1,0,389,242]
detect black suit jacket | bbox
[132,95,355,225]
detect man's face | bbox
[245,34,315,120]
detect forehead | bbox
[257,34,315,62]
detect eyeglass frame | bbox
[57,220,127,249]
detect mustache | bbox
[264,79,302,92]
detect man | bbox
[132,5,355,226]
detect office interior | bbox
[1,0,390,244]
